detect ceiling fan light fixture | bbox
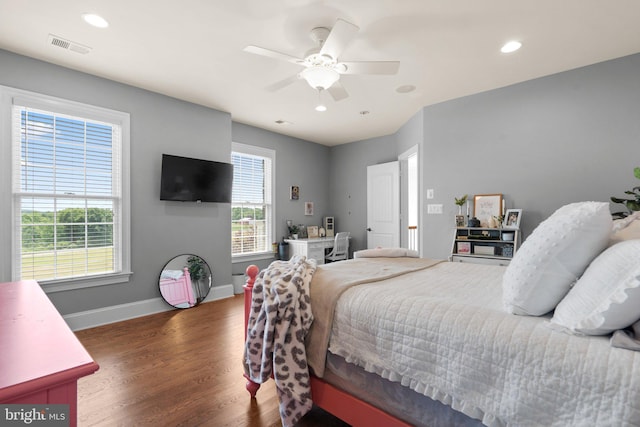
[301,66,339,90]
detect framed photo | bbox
[455,215,465,227]
[457,241,471,254]
[473,193,503,228]
[290,185,299,200]
[304,201,314,216]
[503,209,522,229]
[307,226,319,239]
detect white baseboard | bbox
[64,284,234,331]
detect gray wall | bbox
[328,135,398,252]
[0,49,233,314]
[231,122,331,273]
[419,53,640,258]
[328,53,640,260]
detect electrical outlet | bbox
[427,204,443,214]
[427,189,434,199]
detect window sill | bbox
[232,252,277,264]
[41,271,133,294]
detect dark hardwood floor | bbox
[75,295,349,427]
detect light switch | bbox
[427,189,434,199]
[427,204,443,214]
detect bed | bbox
[242,202,640,427]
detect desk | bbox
[0,280,99,427]
[285,237,340,265]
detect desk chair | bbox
[325,232,350,263]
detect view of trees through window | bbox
[16,106,119,281]
[231,206,266,254]
[21,207,114,251]
[231,147,272,256]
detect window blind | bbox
[231,148,273,256]
[12,105,122,281]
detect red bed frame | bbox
[242,265,411,427]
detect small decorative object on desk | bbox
[468,217,481,227]
[454,194,468,227]
[287,223,299,239]
[502,246,514,257]
[307,226,319,239]
[457,241,471,254]
[503,209,522,229]
[473,193,503,228]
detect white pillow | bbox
[353,247,419,258]
[503,202,612,316]
[550,239,640,335]
[609,212,640,247]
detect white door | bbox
[367,161,400,248]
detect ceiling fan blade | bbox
[339,61,400,75]
[243,45,305,66]
[319,19,359,60]
[265,74,300,92]
[327,81,349,101]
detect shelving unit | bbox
[450,227,520,266]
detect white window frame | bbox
[0,85,131,292]
[231,142,276,262]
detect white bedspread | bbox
[328,261,640,427]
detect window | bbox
[231,143,275,258]
[0,86,131,290]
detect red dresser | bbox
[0,280,99,427]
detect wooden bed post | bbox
[243,264,261,398]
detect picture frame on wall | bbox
[304,201,314,216]
[503,209,522,229]
[290,185,299,200]
[473,193,503,227]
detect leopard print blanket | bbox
[243,255,317,427]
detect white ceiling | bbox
[1,1,640,146]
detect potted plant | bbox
[454,194,468,215]
[611,166,640,218]
[454,195,468,227]
[187,255,206,282]
[288,224,300,239]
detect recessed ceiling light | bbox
[501,40,522,54]
[396,85,416,94]
[315,104,327,112]
[82,13,109,28]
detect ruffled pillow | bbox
[609,211,640,247]
[503,202,612,316]
[550,239,640,335]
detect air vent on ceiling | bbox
[48,34,92,55]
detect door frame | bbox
[398,145,421,255]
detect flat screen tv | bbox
[160,154,233,203]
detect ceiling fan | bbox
[243,18,400,103]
